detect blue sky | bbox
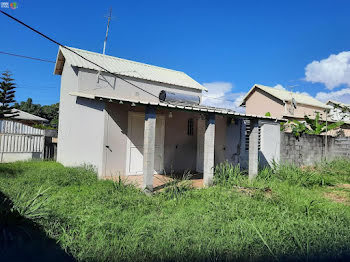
[1,0,350,110]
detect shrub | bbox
[214,161,247,186]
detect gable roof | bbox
[240,84,329,109]
[5,109,48,122]
[54,46,206,91]
[327,100,350,108]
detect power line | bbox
[0,10,160,100]
[0,51,55,63]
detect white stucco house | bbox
[54,46,280,191]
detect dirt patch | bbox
[324,192,349,204]
[337,184,350,189]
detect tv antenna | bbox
[102,7,114,55]
[287,84,298,114]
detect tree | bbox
[286,112,344,138]
[14,98,59,128]
[0,71,18,118]
[304,112,344,135]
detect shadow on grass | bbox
[0,191,75,262]
[0,165,24,178]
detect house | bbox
[54,47,281,191]
[5,109,48,125]
[326,100,350,122]
[240,84,330,120]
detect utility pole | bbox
[103,7,113,55]
[325,110,328,160]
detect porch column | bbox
[249,119,259,180]
[203,113,215,186]
[143,106,156,193]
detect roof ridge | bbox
[257,84,312,98]
[65,46,187,75]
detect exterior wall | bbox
[57,64,106,176]
[0,152,41,163]
[215,116,242,166]
[244,89,326,119]
[286,102,326,119]
[214,116,227,165]
[102,103,130,177]
[225,118,243,165]
[77,68,202,103]
[163,110,198,173]
[260,121,280,166]
[280,133,325,166]
[245,89,284,118]
[280,133,350,166]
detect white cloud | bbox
[273,84,310,96]
[305,51,350,90]
[273,84,286,91]
[201,82,245,113]
[315,88,350,104]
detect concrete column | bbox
[249,119,259,179]
[203,113,215,186]
[143,106,156,193]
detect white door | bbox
[126,112,165,175]
[196,118,205,173]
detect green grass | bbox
[1,160,350,261]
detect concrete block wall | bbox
[280,133,325,166]
[280,133,350,166]
[329,138,350,159]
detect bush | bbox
[214,161,246,186]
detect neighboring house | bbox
[54,47,280,190]
[326,100,350,122]
[240,84,330,120]
[5,109,48,125]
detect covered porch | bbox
[72,92,281,191]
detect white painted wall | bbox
[77,68,202,103]
[260,121,280,167]
[1,152,42,163]
[57,64,106,176]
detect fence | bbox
[280,132,350,166]
[0,120,45,163]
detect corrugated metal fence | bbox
[0,120,45,161]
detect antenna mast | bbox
[103,7,112,55]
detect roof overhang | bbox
[54,48,65,75]
[69,91,285,122]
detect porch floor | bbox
[105,174,204,191]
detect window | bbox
[187,118,194,136]
[244,120,261,151]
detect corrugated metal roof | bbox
[5,109,48,122]
[69,91,283,121]
[241,84,330,109]
[54,47,206,91]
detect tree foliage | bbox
[0,71,18,118]
[287,112,344,138]
[14,98,59,128]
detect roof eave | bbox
[54,47,65,75]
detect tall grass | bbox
[1,160,350,261]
